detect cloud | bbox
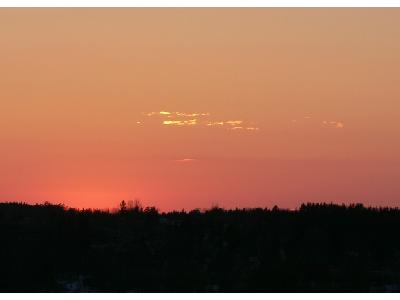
[176,112,210,117]
[245,127,260,131]
[141,111,260,132]
[225,120,243,126]
[206,121,224,126]
[322,120,344,129]
[174,158,197,163]
[229,126,260,131]
[291,117,344,130]
[335,122,344,129]
[163,119,197,126]
[230,126,243,130]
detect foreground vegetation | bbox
[1,201,400,292]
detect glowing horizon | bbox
[1,8,400,211]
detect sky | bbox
[1,8,400,211]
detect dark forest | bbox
[2,201,400,292]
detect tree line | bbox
[1,201,400,292]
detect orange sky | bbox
[1,8,400,210]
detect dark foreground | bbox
[1,201,400,292]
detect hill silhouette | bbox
[1,201,400,292]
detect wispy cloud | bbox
[163,119,198,126]
[206,121,224,126]
[291,115,344,130]
[174,158,197,163]
[322,120,344,129]
[225,120,243,126]
[229,126,260,131]
[176,112,210,117]
[139,111,260,132]
[335,122,344,129]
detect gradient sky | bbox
[1,8,400,210]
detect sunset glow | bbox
[1,8,400,211]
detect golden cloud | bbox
[141,111,260,132]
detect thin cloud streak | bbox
[140,111,260,132]
[174,158,197,163]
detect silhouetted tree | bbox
[119,200,127,213]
